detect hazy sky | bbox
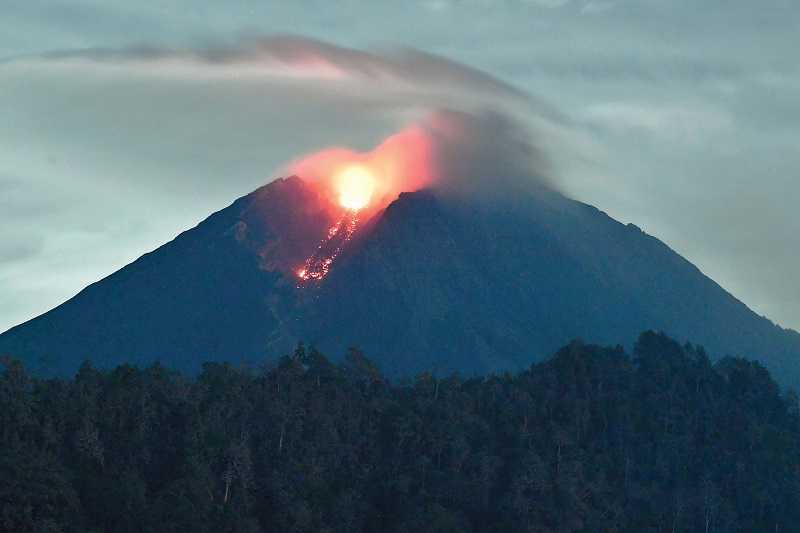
[1,0,799,334]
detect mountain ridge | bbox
[2,176,799,385]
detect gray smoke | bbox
[0,36,576,332]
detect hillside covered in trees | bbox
[2,331,799,532]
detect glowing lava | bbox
[297,210,360,283]
[288,120,438,215]
[291,117,443,285]
[336,165,375,210]
[297,164,384,284]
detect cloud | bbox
[0,36,572,331]
[0,36,554,201]
[580,102,734,146]
[2,1,800,335]
[288,108,552,213]
[0,238,44,264]
[1,36,566,201]
[523,0,571,7]
[9,35,528,99]
[580,1,617,15]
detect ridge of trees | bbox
[2,331,799,532]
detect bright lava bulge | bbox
[297,164,377,283]
[336,165,375,211]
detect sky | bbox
[1,0,799,333]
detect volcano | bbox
[2,176,800,386]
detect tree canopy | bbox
[1,331,799,532]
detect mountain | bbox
[2,176,800,385]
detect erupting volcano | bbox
[336,164,375,210]
[297,210,360,283]
[3,114,800,390]
[297,164,377,283]
[290,121,439,283]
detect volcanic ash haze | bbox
[243,112,800,383]
[288,109,549,211]
[1,34,578,333]
[2,119,800,383]
[284,109,549,283]
[2,37,800,386]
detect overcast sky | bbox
[1,0,798,334]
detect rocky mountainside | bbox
[2,176,799,385]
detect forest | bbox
[2,331,799,533]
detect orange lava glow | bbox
[297,211,359,284]
[289,119,445,284]
[288,122,439,216]
[335,164,375,210]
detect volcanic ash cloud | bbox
[286,109,554,215]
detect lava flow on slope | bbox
[291,122,439,284]
[297,208,360,283]
[296,163,376,284]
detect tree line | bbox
[2,331,799,532]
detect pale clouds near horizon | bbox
[1,0,799,334]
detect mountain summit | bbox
[2,176,799,385]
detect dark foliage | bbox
[2,332,799,532]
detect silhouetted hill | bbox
[3,332,800,532]
[0,177,335,375]
[307,187,800,382]
[2,177,799,385]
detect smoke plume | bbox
[4,35,561,198]
[0,35,572,331]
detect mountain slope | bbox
[2,177,799,385]
[0,177,335,375]
[301,186,800,381]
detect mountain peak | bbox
[2,178,799,386]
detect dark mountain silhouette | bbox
[2,176,799,385]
